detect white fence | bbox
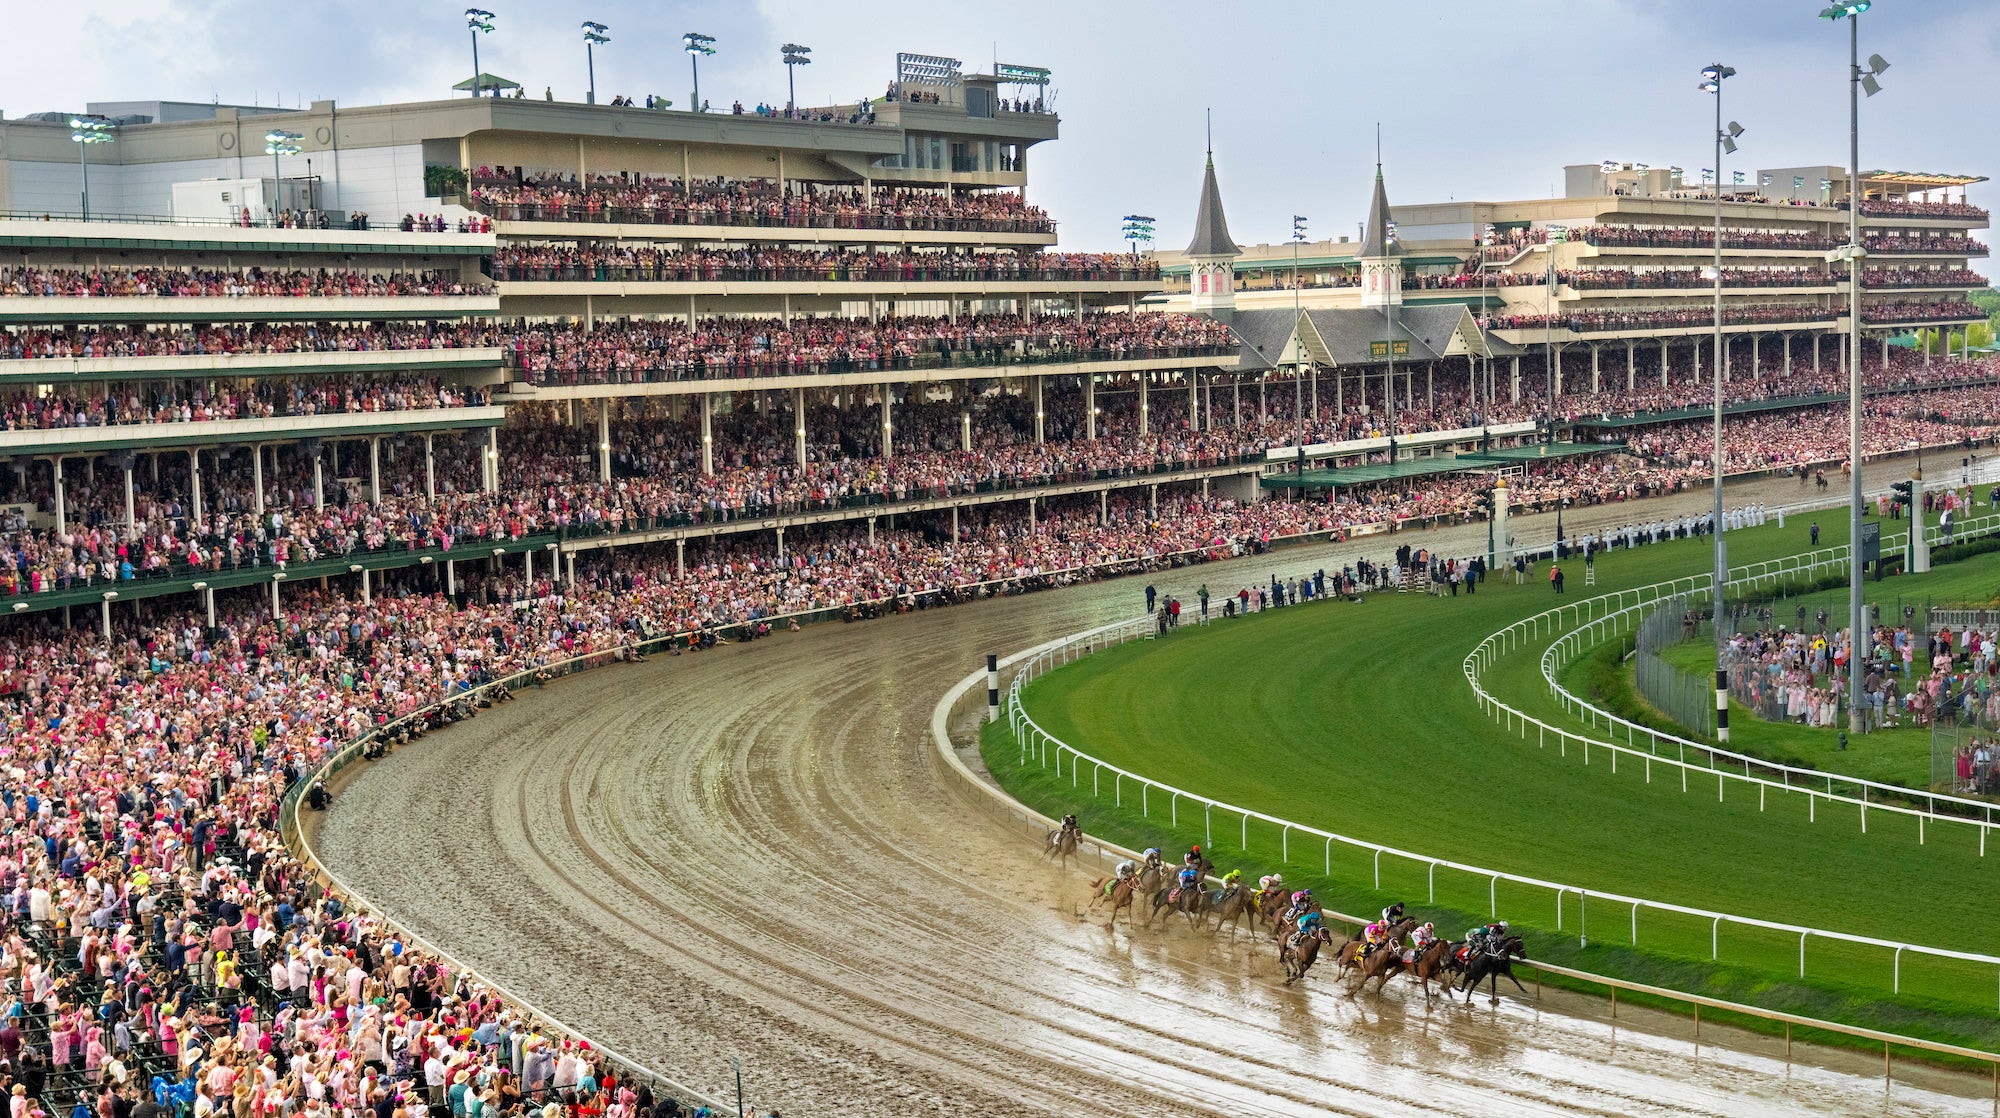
[1004,607,2000,1010]
[940,642,2000,1093]
[1489,511,2000,843]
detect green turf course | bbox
[982,512,2000,1051]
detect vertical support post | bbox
[795,387,809,467]
[986,654,1000,722]
[368,437,381,503]
[701,394,715,476]
[424,434,436,498]
[598,400,612,481]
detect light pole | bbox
[1700,62,1741,740]
[684,33,716,112]
[265,130,302,222]
[1822,0,1888,733]
[1480,222,1495,415]
[582,22,609,105]
[782,44,812,114]
[464,10,494,97]
[1293,214,1308,451]
[68,118,113,222]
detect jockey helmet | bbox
[1422,923,1435,934]
[1143,848,1159,859]
[1290,891,1306,904]
[1494,921,1509,935]
[1269,874,1282,885]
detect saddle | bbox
[1453,945,1473,965]
[1167,886,1182,903]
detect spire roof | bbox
[1358,163,1400,259]
[1184,146,1240,259]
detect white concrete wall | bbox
[5,142,428,222]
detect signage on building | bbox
[995,63,1051,86]
[1370,340,1411,357]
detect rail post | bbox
[986,653,1000,721]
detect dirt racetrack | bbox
[314,466,1996,1116]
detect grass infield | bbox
[982,512,2000,1052]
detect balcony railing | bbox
[503,344,1235,387]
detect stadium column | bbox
[1814,332,1822,376]
[1232,376,1241,426]
[1138,373,1149,436]
[1752,333,1761,380]
[189,450,204,522]
[1099,490,1108,526]
[271,579,282,621]
[1027,496,1035,530]
[1192,371,1202,430]
[1626,341,1635,392]
[424,435,435,499]
[1203,373,1213,431]
[1425,363,1432,414]
[51,458,65,536]
[1880,334,1888,368]
[1510,356,1520,403]
[777,526,786,559]
[1693,340,1702,384]
[795,388,808,466]
[360,568,371,605]
[252,444,265,515]
[486,428,500,493]
[951,505,959,541]
[102,598,111,640]
[1150,483,1158,517]
[313,450,324,509]
[1032,376,1044,444]
[1660,339,1669,388]
[598,402,612,482]
[701,394,715,476]
[676,538,685,577]
[881,389,894,461]
[1782,332,1791,378]
[368,437,382,503]
[1085,375,1097,440]
[122,461,134,533]
[1590,344,1600,394]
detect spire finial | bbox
[1375,122,1382,176]
[1205,108,1213,163]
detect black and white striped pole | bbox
[1715,665,1730,743]
[987,653,1000,722]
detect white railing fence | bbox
[1004,608,2000,1013]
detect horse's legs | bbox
[1505,970,1529,995]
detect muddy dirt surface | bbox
[315,463,1992,1116]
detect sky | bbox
[3,0,1993,264]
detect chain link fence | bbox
[1633,595,1714,734]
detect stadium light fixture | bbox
[1121,214,1155,255]
[582,22,610,105]
[466,9,498,98]
[265,129,302,218]
[68,117,113,221]
[684,32,716,112]
[1700,62,1739,739]
[782,44,812,113]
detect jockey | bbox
[1219,869,1242,890]
[1290,908,1324,949]
[1061,813,1080,834]
[1182,845,1203,870]
[1176,864,1199,892]
[1359,919,1392,960]
[1142,848,1164,872]
[1411,922,1438,952]
[1105,860,1135,897]
[1381,901,1407,925]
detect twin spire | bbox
[1183,117,1396,261]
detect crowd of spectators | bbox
[501,312,1233,385]
[1619,400,1984,473]
[1482,304,1838,333]
[1859,299,1986,324]
[0,377,488,431]
[0,269,487,299]
[1576,226,1844,252]
[490,245,1155,283]
[0,323,499,362]
[1862,266,1987,288]
[1855,198,1988,220]
[468,172,1054,233]
[1863,231,1986,255]
[1562,267,1825,290]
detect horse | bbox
[1088,873,1144,931]
[1402,938,1457,1000]
[1458,935,1529,1006]
[1251,886,1290,932]
[1343,919,1419,995]
[1280,926,1332,986]
[1148,879,1212,929]
[1041,814,1081,870]
[1208,884,1257,935]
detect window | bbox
[966,88,994,118]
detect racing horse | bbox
[1087,872,1144,931]
[1280,926,1332,986]
[1041,814,1082,870]
[1148,877,1213,929]
[1459,935,1529,1006]
[1207,884,1258,935]
[1399,938,1458,1000]
[1342,918,1418,995]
